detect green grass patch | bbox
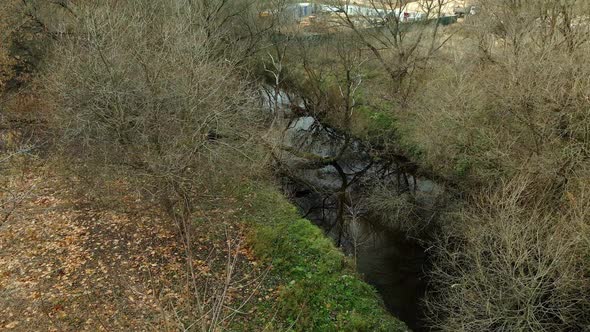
[239,185,408,332]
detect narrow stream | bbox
[272,113,445,331]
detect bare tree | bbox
[425,175,590,331]
[326,0,454,100]
[46,0,268,225]
[44,3,276,327]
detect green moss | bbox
[240,185,408,332]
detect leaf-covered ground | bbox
[0,166,269,331]
[0,163,404,331]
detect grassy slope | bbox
[240,185,408,332]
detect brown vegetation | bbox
[3,0,590,330]
[2,1,274,331]
[406,1,590,331]
[271,1,590,330]
[45,0,268,223]
[426,176,590,331]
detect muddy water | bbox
[277,115,442,331]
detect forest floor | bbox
[0,164,272,331]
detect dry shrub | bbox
[45,0,268,215]
[425,175,590,331]
[43,2,271,329]
[398,2,590,330]
[365,177,449,237]
[366,186,421,234]
[405,0,590,187]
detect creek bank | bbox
[276,115,446,331]
[243,185,409,331]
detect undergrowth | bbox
[239,184,408,332]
